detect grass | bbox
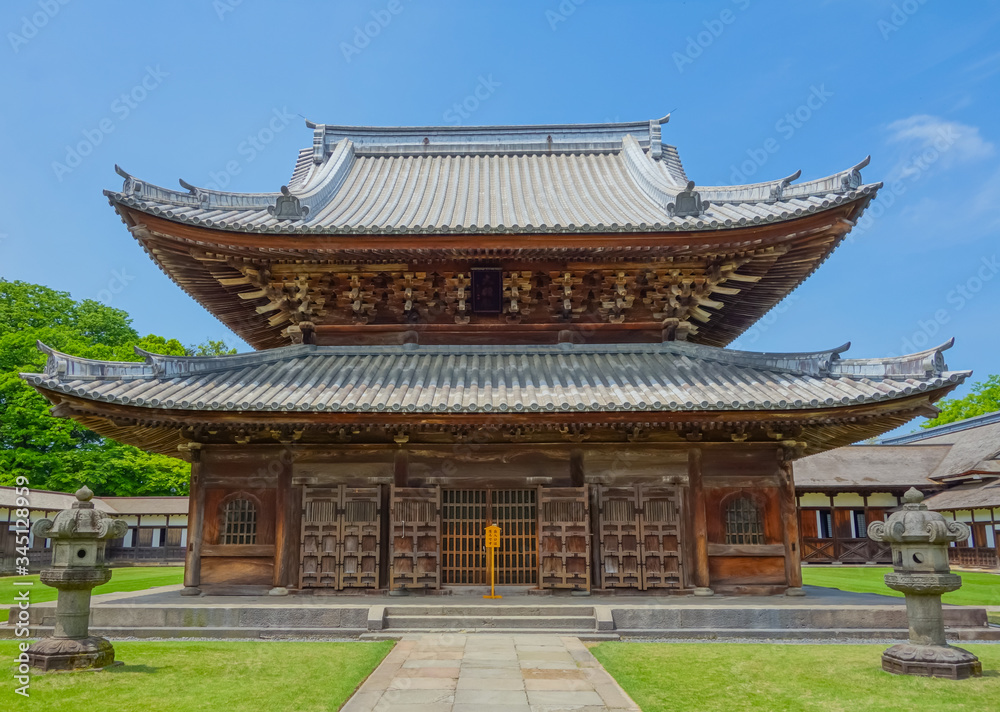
[0,640,392,711]
[1,566,184,617]
[592,642,998,712]
[801,566,1000,606]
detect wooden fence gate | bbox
[598,485,683,590]
[299,485,381,590]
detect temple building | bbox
[21,117,969,596]
[796,411,1000,569]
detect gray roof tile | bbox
[23,340,967,416]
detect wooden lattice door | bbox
[442,489,487,584]
[390,486,441,590]
[441,489,537,585]
[598,487,641,589]
[299,485,381,590]
[639,486,683,590]
[538,486,590,590]
[300,487,339,589]
[340,487,381,589]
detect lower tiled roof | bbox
[22,340,966,416]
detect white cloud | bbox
[885,114,994,180]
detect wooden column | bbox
[272,447,297,591]
[779,456,803,590]
[181,444,204,595]
[688,447,712,593]
[394,448,409,487]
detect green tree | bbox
[0,279,198,496]
[187,338,238,356]
[922,375,1000,428]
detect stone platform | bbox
[5,585,998,641]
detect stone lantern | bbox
[27,486,128,671]
[867,487,982,679]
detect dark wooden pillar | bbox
[181,444,204,595]
[779,456,803,590]
[394,448,408,487]
[688,447,712,593]
[273,447,298,591]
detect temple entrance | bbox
[441,488,537,585]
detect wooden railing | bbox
[801,538,892,564]
[949,547,998,569]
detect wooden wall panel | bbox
[201,557,273,585]
[708,556,786,585]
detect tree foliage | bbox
[922,375,1000,428]
[0,279,233,497]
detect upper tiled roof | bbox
[105,117,879,236]
[22,339,965,416]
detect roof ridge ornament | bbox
[668,181,710,218]
[114,164,144,197]
[178,178,211,207]
[769,170,802,202]
[268,186,310,220]
[839,155,870,191]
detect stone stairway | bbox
[365,604,618,638]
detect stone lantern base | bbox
[27,636,117,672]
[882,643,982,680]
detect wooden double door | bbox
[441,488,538,585]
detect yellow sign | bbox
[484,525,501,549]
[484,524,502,599]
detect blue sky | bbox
[2,0,998,431]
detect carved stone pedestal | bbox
[27,637,117,672]
[882,643,983,680]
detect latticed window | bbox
[221,498,257,545]
[725,497,764,545]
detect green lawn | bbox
[0,640,392,711]
[802,566,1000,606]
[592,642,997,712]
[2,567,184,617]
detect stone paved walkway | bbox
[342,633,640,711]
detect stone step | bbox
[383,614,596,631]
[384,605,593,617]
[361,630,622,641]
[0,625,368,640]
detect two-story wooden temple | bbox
[22,117,969,596]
